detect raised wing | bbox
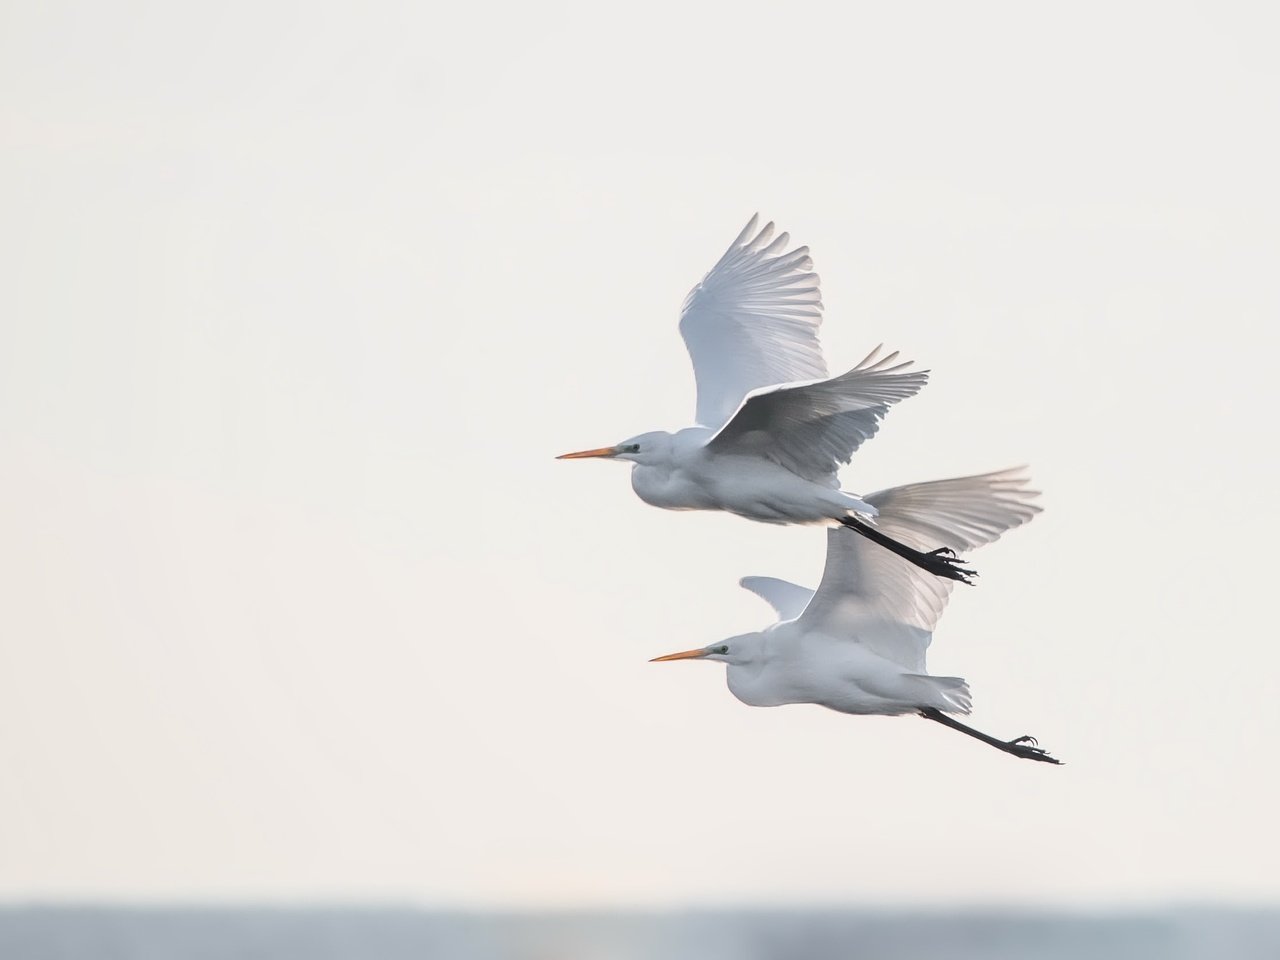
[739,576,815,622]
[796,469,1042,670]
[680,215,827,429]
[703,346,928,482]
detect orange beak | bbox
[556,446,619,460]
[649,647,709,662]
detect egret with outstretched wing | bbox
[650,469,1061,764]
[558,215,973,583]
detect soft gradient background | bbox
[1,1,1276,908]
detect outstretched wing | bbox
[796,469,1042,670]
[704,346,927,482]
[679,215,827,429]
[739,576,815,622]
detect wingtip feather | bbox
[733,214,760,247]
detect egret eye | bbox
[717,645,729,655]
[623,444,640,453]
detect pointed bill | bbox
[649,647,709,662]
[556,446,619,460]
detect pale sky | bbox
[1,1,1278,907]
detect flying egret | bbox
[558,215,974,584]
[650,469,1061,764]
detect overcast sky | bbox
[1,1,1277,907]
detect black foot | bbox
[916,548,977,586]
[1003,737,1062,764]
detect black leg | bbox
[840,516,977,585]
[919,707,1062,764]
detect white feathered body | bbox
[723,625,973,716]
[562,216,931,526]
[628,428,874,523]
[673,469,1043,720]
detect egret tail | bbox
[839,515,977,584]
[908,675,972,715]
[919,707,1062,764]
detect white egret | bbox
[650,469,1061,763]
[558,215,974,584]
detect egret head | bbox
[649,634,763,667]
[556,430,672,465]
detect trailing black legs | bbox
[919,707,1062,764]
[839,516,977,585]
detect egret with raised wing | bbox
[558,215,975,584]
[650,469,1061,763]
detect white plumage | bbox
[652,469,1061,763]
[559,215,974,583]
[679,215,829,430]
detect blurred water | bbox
[1,907,1278,960]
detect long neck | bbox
[723,635,778,707]
[629,450,693,509]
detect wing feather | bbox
[703,346,928,482]
[739,576,815,622]
[795,468,1042,670]
[679,215,827,429]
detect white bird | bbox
[558,215,974,583]
[649,469,1061,763]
